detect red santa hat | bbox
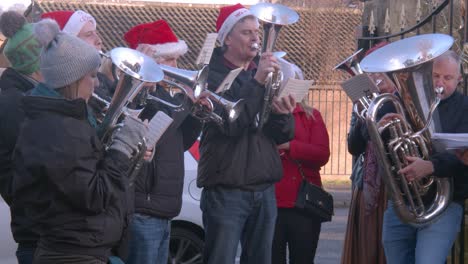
[124,20,188,58]
[40,10,96,37]
[216,3,257,45]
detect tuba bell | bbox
[360,33,454,226]
[250,2,299,129]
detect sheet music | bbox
[340,74,379,103]
[196,33,218,65]
[278,78,314,102]
[215,67,243,93]
[146,111,173,149]
[432,133,468,152]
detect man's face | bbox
[224,17,260,60]
[432,57,461,100]
[156,55,180,68]
[77,21,102,51]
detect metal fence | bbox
[307,85,353,179]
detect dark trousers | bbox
[33,247,107,264]
[272,208,322,264]
[16,243,36,264]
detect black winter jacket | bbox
[135,87,201,218]
[13,96,132,261]
[429,91,468,201]
[197,48,295,190]
[0,68,38,245]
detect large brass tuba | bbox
[360,34,454,226]
[250,2,299,128]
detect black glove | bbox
[108,115,148,159]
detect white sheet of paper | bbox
[196,33,218,66]
[278,78,314,102]
[146,111,173,149]
[432,133,468,152]
[215,67,243,93]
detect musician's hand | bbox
[194,91,212,111]
[455,149,468,166]
[272,95,296,114]
[254,52,280,85]
[144,147,154,161]
[277,142,290,150]
[398,156,434,182]
[137,44,156,58]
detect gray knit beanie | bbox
[34,18,100,89]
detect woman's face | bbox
[77,69,99,102]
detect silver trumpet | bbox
[153,64,244,125]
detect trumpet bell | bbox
[110,47,164,83]
[250,2,299,25]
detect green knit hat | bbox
[1,11,42,75]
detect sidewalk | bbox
[322,178,352,208]
[326,187,352,208]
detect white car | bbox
[0,197,16,264]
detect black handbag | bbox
[293,160,334,222]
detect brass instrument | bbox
[250,2,299,128]
[333,48,379,121]
[155,64,244,125]
[360,33,454,226]
[95,47,164,184]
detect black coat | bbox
[0,68,38,245]
[430,91,468,201]
[134,88,201,218]
[13,96,132,261]
[197,48,295,190]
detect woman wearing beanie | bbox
[0,10,43,264]
[0,11,42,264]
[11,19,147,264]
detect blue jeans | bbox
[16,244,35,264]
[382,201,463,264]
[200,185,277,264]
[126,213,171,264]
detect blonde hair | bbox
[57,80,80,100]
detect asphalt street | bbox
[315,207,348,264]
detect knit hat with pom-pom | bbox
[34,19,100,89]
[0,11,42,75]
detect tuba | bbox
[360,34,454,226]
[250,2,299,128]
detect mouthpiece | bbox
[251,43,260,52]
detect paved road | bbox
[315,207,349,264]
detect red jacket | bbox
[275,105,330,208]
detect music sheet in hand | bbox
[278,78,314,102]
[146,111,174,149]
